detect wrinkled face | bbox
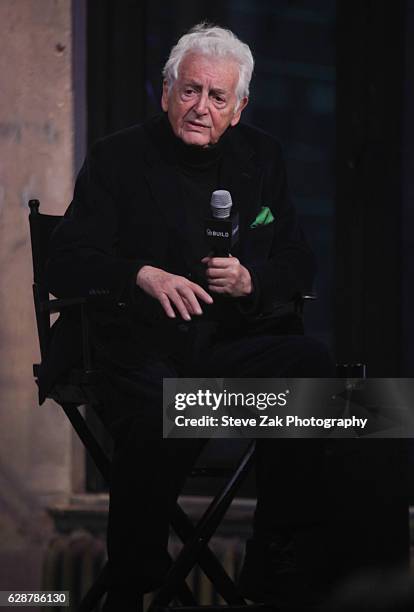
[162,52,248,147]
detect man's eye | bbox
[214,96,225,104]
[184,88,195,95]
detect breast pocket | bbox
[244,223,275,263]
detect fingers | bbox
[179,286,203,317]
[205,267,230,279]
[202,256,252,297]
[161,281,213,321]
[207,281,228,294]
[207,280,231,294]
[190,282,214,304]
[136,266,214,321]
[204,259,238,286]
[208,285,227,294]
[203,257,239,282]
[158,292,177,319]
[207,278,227,288]
[169,287,193,321]
[202,256,235,268]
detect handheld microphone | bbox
[205,190,239,256]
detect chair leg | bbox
[60,403,111,483]
[62,406,255,609]
[149,442,256,610]
[172,504,246,604]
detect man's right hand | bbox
[136,265,213,321]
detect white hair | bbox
[162,22,254,104]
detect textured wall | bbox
[0,0,75,592]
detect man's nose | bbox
[194,91,209,115]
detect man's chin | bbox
[180,130,211,148]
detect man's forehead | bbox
[177,52,239,88]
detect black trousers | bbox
[94,331,407,593]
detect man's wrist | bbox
[136,265,156,287]
[240,265,253,296]
[237,265,261,315]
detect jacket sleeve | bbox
[245,143,316,314]
[45,141,152,302]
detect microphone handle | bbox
[213,247,229,258]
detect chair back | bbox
[28,199,62,360]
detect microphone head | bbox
[210,190,233,219]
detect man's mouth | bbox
[186,121,210,129]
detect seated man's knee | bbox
[286,336,335,377]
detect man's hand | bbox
[136,265,213,321]
[201,255,252,297]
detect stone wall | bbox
[0,0,77,594]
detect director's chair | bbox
[28,199,280,612]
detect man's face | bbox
[161,52,248,147]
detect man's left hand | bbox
[201,255,252,297]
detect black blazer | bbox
[39,115,315,399]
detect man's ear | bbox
[230,97,248,127]
[161,80,169,112]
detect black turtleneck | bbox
[162,114,229,285]
[155,115,257,326]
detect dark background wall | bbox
[402,1,414,376]
[335,1,405,377]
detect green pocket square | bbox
[250,206,275,228]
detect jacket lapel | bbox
[218,126,262,257]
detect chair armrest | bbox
[254,292,317,321]
[39,293,111,372]
[301,293,317,301]
[40,293,115,314]
[40,296,87,313]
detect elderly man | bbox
[44,23,336,611]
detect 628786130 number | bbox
[0,591,69,607]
